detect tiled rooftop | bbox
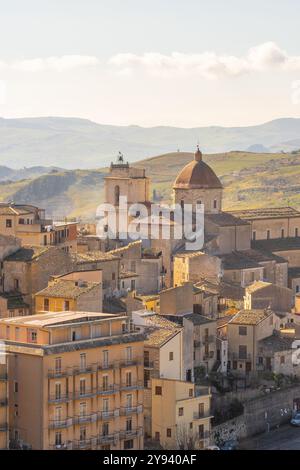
[206,212,250,227]
[5,245,51,262]
[219,251,261,270]
[75,251,119,263]
[246,280,272,294]
[229,309,273,326]
[145,315,182,347]
[36,279,100,299]
[229,207,300,220]
[253,237,300,252]
[0,311,118,327]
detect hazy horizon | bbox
[0,0,300,127]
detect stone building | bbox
[244,281,293,312]
[1,246,74,310]
[0,203,77,252]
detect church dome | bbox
[173,147,223,190]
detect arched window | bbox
[213,199,217,209]
[114,185,120,205]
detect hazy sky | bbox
[1,0,300,127]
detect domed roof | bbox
[173,147,223,190]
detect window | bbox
[19,218,25,225]
[126,371,132,387]
[126,419,132,432]
[80,427,86,442]
[14,381,18,393]
[44,298,49,311]
[79,378,86,396]
[14,279,19,290]
[64,300,70,311]
[126,394,133,409]
[55,382,61,400]
[130,279,136,290]
[102,375,109,391]
[252,231,256,241]
[198,424,204,439]
[80,353,86,371]
[55,357,62,374]
[6,326,10,339]
[267,229,270,239]
[154,432,160,441]
[27,328,37,343]
[213,200,217,209]
[169,352,174,361]
[251,272,255,282]
[296,228,299,237]
[114,185,120,205]
[80,402,87,417]
[239,326,247,336]
[167,428,172,438]
[55,406,62,422]
[6,219,12,228]
[239,345,247,360]
[126,346,133,363]
[144,369,150,388]
[112,272,116,281]
[55,432,62,446]
[124,439,134,450]
[102,422,109,436]
[296,285,300,294]
[198,403,205,418]
[178,407,184,417]
[155,386,162,396]
[189,388,193,397]
[281,229,285,238]
[280,356,285,365]
[15,327,20,341]
[103,350,109,368]
[103,398,109,413]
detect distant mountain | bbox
[1,116,300,168]
[0,165,63,182]
[1,149,300,220]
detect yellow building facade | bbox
[0,311,144,450]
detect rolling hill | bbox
[0,116,300,169]
[0,149,300,220]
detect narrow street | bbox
[240,424,300,450]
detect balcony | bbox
[48,392,71,404]
[120,405,143,416]
[96,384,117,396]
[202,335,215,344]
[195,386,211,397]
[73,413,98,425]
[120,358,141,368]
[49,418,73,429]
[119,427,143,440]
[97,434,118,445]
[73,388,97,400]
[231,352,252,362]
[49,442,73,450]
[193,411,212,420]
[144,360,154,369]
[72,439,93,450]
[120,380,144,391]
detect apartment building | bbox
[0,311,144,450]
[151,378,212,450]
[0,358,8,450]
[35,272,102,313]
[0,203,77,252]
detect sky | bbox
[1,0,300,127]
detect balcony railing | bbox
[119,427,143,440]
[120,405,143,416]
[202,335,215,344]
[231,352,252,361]
[48,392,71,404]
[120,381,143,391]
[97,434,117,445]
[72,439,93,450]
[193,411,211,420]
[144,360,154,368]
[49,418,73,429]
[48,358,143,379]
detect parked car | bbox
[290,413,300,426]
[220,439,239,450]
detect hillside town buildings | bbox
[1,147,300,450]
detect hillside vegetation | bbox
[0,150,299,220]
